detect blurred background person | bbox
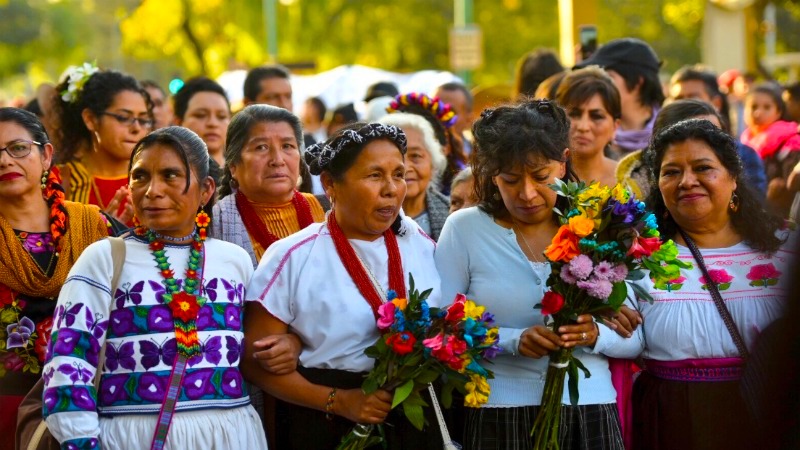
[363,81,399,103]
[635,118,795,450]
[534,71,569,101]
[436,82,475,155]
[172,76,231,168]
[326,103,359,136]
[0,108,116,449]
[244,64,294,111]
[380,112,448,240]
[556,66,620,188]
[53,66,153,224]
[513,48,565,100]
[577,38,665,159]
[448,166,477,214]
[302,96,328,143]
[783,82,800,123]
[741,83,800,215]
[141,80,173,129]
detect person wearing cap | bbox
[242,122,444,449]
[576,38,664,160]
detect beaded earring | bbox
[196,207,210,241]
[40,169,49,190]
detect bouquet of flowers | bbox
[530,181,690,449]
[337,275,500,450]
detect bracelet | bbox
[325,387,337,420]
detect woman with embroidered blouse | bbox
[632,119,796,450]
[42,127,268,449]
[435,100,642,450]
[243,123,444,449]
[51,64,154,225]
[0,108,118,449]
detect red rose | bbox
[168,291,201,322]
[445,301,465,323]
[386,331,416,355]
[540,291,565,316]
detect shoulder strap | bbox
[678,229,749,359]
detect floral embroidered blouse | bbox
[42,236,254,448]
[634,229,797,362]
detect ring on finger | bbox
[581,332,587,341]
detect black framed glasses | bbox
[101,111,154,129]
[0,140,41,158]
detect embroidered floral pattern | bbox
[700,269,734,291]
[654,275,686,292]
[746,263,782,288]
[18,232,55,254]
[0,284,49,377]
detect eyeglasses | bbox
[101,112,154,129]
[0,140,41,158]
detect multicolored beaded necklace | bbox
[235,189,315,251]
[141,211,210,357]
[327,210,406,319]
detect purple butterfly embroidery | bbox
[56,302,83,328]
[139,337,177,370]
[220,279,238,302]
[58,362,93,384]
[225,336,241,365]
[188,336,222,367]
[42,366,55,386]
[85,308,109,340]
[149,280,183,304]
[105,342,136,372]
[202,278,218,302]
[114,281,145,309]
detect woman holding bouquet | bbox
[633,119,796,450]
[243,123,443,449]
[435,100,642,450]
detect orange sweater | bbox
[247,193,325,260]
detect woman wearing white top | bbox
[435,100,642,450]
[243,123,444,449]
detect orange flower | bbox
[195,211,210,227]
[168,291,201,322]
[567,215,595,238]
[544,226,581,263]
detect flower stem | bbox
[530,348,573,450]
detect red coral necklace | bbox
[235,190,315,251]
[327,211,406,319]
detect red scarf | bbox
[235,190,315,251]
[327,211,406,319]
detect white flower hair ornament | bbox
[60,62,100,103]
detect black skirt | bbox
[463,403,624,450]
[275,366,443,450]
[632,371,757,450]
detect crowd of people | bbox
[1,35,799,450]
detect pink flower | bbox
[670,276,686,284]
[607,264,629,283]
[377,302,396,330]
[593,261,614,281]
[700,269,734,285]
[578,278,613,300]
[423,333,444,351]
[746,264,782,281]
[568,255,594,279]
[560,267,578,284]
[628,236,661,258]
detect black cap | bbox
[575,38,661,73]
[364,82,399,102]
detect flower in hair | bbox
[386,92,458,129]
[60,62,99,103]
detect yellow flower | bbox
[391,297,408,310]
[577,183,611,206]
[464,300,485,320]
[484,328,499,345]
[464,374,491,407]
[611,184,631,203]
[567,215,595,237]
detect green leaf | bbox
[626,269,646,281]
[767,279,778,286]
[364,345,382,359]
[606,282,627,310]
[0,308,17,323]
[392,379,414,409]
[419,288,433,301]
[718,283,731,291]
[362,376,379,395]
[749,280,765,287]
[416,370,441,385]
[409,274,416,294]
[403,401,425,430]
[628,281,652,303]
[441,382,455,408]
[573,356,591,379]
[567,359,580,406]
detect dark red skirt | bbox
[632,371,757,450]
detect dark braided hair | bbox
[472,99,576,219]
[0,107,69,251]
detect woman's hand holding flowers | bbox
[518,325,562,358]
[558,314,599,349]
[252,333,302,375]
[335,388,393,424]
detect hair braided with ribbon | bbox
[304,122,407,176]
[43,166,69,253]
